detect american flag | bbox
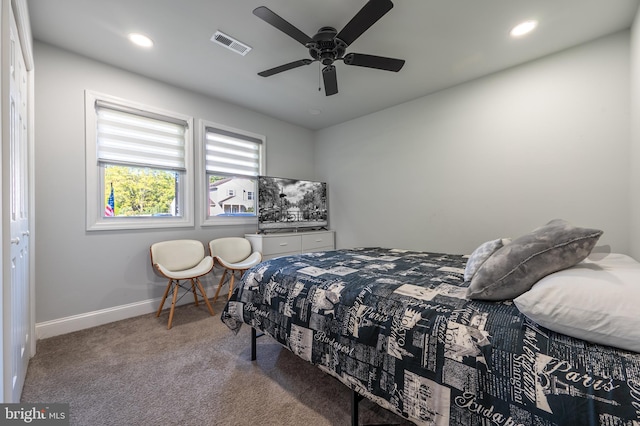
[105,184,115,217]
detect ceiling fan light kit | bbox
[253,0,406,96]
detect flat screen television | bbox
[258,176,328,232]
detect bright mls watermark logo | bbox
[1,404,69,425]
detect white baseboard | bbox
[35,286,223,340]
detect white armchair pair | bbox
[149,237,262,329]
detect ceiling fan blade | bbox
[336,0,394,47]
[343,53,405,72]
[253,6,313,46]
[322,65,338,96]
[258,59,313,77]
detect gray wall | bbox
[316,31,631,256]
[33,42,315,322]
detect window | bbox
[85,91,194,230]
[199,121,264,225]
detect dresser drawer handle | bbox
[279,242,288,246]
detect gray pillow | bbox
[464,238,511,281]
[466,219,603,301]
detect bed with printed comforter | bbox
[221,245,640,426]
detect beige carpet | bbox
[21,300,412,425]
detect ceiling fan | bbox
[253,0,405,96]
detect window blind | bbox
[205,127,261,177]
[95,101,187,171]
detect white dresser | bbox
[245,230,335,260]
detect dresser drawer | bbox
[262,235,302,256]
[301,232,334,252]
[246,231,335,260]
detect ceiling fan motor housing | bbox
[307,27,346,65]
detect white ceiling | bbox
[27,0,639,130]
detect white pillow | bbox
[464,238,511,282]
[513,253,640,353]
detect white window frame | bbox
[197,119,265,226]
[85,90,195,231]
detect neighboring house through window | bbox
[210,177,255,215]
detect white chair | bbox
[150,239,215,329]
[209,237,262,302]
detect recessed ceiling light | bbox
[510,20,538,38]
[128,33,154,48]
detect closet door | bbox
[5,3,31,402]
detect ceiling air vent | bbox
[211,31,252,56]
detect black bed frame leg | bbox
[251,327,257,361]
[352,389,363,426]
[250,327,265,361]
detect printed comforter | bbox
[221,247,640,426]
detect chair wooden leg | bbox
[190,279,199,306]
[225,268,248,300]
[156,279,173,317]
[167,280,180,329]
[227,271,236,300]
[213,269,228,303]
[196,277,215,316]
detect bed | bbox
[221,220,640,425]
